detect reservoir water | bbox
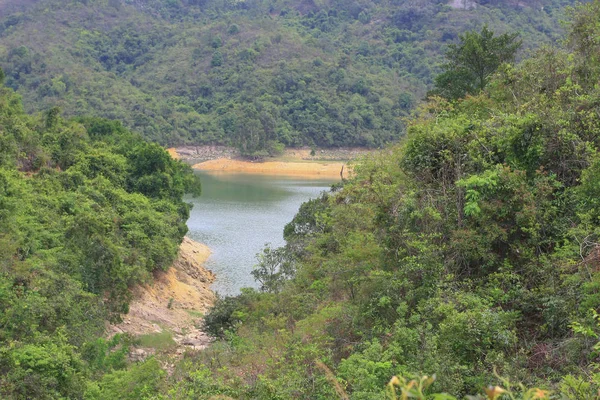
[185,171,335,296]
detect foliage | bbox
[387,374,551,400]
[0,0,582,154]
[193,1,600,397]
[84,358,166,400]
[0,75,200,398]
[431,25,522,100]
[251,243,296,293]
[3,0,600,397]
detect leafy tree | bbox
[432,25,522,100]
[211,50,223,67]
[567,0,600,87]
[251,244,295,293]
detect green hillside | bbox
[2,0,600,398]
[169,1,600,397]
[0,75,201,398]
[0,0,583,156]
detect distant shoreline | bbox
[168,146,369,179]
[192,157,348,179]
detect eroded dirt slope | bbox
[110,237,215,354]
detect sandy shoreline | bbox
[167,147,180,160]
[167,146,369,179]
[193,157,349,179]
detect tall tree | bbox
[432,25,522,100]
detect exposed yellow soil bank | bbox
[193,158,349,179]
[166,147,180,160]
[110,237,215,352]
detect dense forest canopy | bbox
[185,1,600,398]
[0,77,201,398]
[0,0,587,156]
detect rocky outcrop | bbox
[168,145,369,163]
[168,146,239,162]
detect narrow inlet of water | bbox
[185,172,336,296]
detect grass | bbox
[185,309,205,318]
[137,331,177,351]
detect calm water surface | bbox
[185,172,335,295]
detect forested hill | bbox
[2,0,600,398]
[0,73,201,398]
[0,0,583,155]
[184,1,600,397]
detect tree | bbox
[567,0,600,87]
[211,50,223,67]
[251,244,295,293]
[432,25,521,100]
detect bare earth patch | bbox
[167,145,372,178]
[169,145,369,163]
[110,237,215,359]
[166,147,180,160]
[192,158,350,179]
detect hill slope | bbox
[0,74,201,398]
[0,0,584,155]
[172,1,600,397]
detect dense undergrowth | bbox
[0,0,584,155]
[179,1,600,398]
[0,77,200,398]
